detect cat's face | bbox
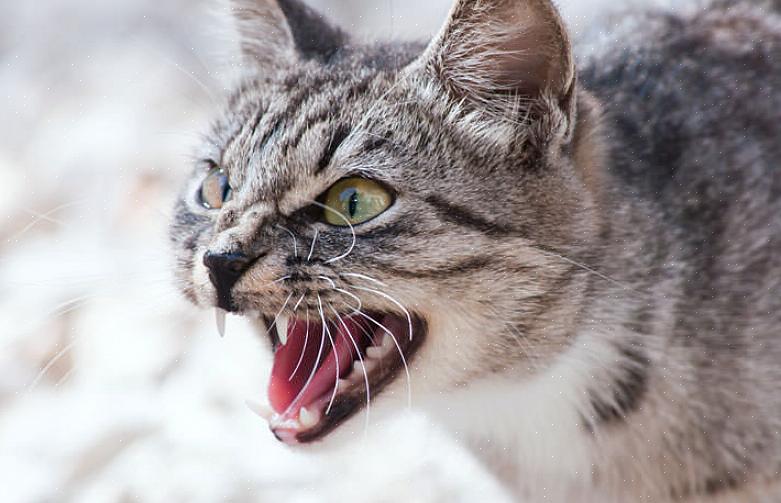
[171,0,598,444]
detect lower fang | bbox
[299,407,319,428]
[216,308,227,338]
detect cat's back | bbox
[581,0,781,243]
[581,0,781,354]
[580,1,781,202]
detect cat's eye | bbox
[322,178,392,226]
[200,167,232,210]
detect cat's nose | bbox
[203,251,253,311]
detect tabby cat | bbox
[170,0,781,500]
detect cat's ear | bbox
[231,0,348,68]
[417,0,574,110]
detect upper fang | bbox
[215,308,227,338]
[277,315,289,345]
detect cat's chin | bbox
[243,310,427,445]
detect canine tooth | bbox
[277,315,289,345]
[337,379,351,391]
[245,400,272,420]
[366,346,384,359]
[215,308,227,338]
[299,407,319,428]
[353,360,376,375]
[381,333,394,349]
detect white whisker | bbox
[276,224,299,258]
[349,285,414,341]
[352,310,412,409]
[317,275,336,289]
[27,340,76,392]
[292,293,306,312]
[534,247,643,295]
[333,287,363,312]
[283,296,327,418]
[322,310,340,416]
[289,309,310,381]
[266,292,294,333]
[330,306,371,435]
[307,228,319,262]
[309,201,356,264]
[340,272,387,287]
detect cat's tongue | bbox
[267,316,370,417]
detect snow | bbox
[0,1,683,501]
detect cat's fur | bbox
[170,0,781,500]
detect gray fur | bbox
[170,0,781,499]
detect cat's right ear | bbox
[231,0,348,68]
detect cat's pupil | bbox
[348,191,359,218]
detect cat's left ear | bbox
[414,0,575,115]
[231,0,348,68]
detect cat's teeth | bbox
[277,315,289,345]
[353,359,376,375]
[337,379,351,391]
[381,333,394,349]
[299,407,319,428]
[366,346,385,359]
[215,308,227,338]
[245,400,272,420]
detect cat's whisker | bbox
[26,340,77,393]
[289,308,310,382]
[352,310,412,409]
[317,275,336,289]
[275,224,299,258]
[151,49,219,105]
[9,199,89,242]
[339,272,387,287]
[309,201,356,264]
[330,305,372,436]
[482,303,536,359]
[322,312,341,416]
[292,293,306,313]
[333,287,363,313]
[266,291,294,333]
[533,246,645,296]
[282,296,328,419]
[54,367,76,388]
[347,285,413,342]
[307,228,319,262]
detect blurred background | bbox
[0,0,682,501]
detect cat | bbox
[169,0,781,500]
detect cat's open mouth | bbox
[257,312,426,444]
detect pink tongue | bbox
[267,316,370,416]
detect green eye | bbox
[200,167,232,210]
[322,178,392,226]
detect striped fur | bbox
[170,0,781,500]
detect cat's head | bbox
[171,0,602,444]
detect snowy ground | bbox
[0,1,685,501]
